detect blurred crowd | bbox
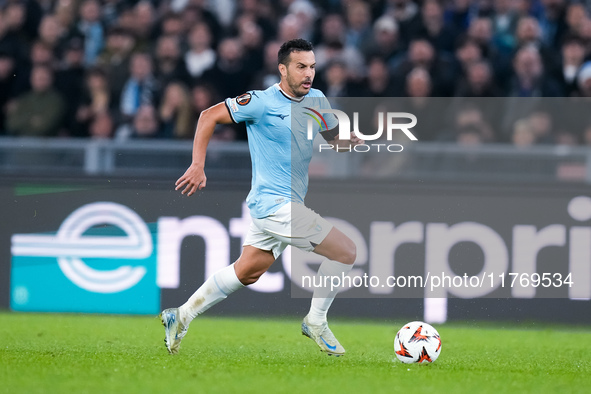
[2,0,591,145]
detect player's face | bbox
[283,51,316,97]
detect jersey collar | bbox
[276,83,305,102]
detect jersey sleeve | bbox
[224,91,265,123]
[319,94,339,130]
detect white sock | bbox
[178,263,244,326]
[307,259,353,325]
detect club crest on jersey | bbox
[236,93,251,106]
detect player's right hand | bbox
[175,164,206,196]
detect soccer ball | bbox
[394,321,441,364]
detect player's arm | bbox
[321,128,364,152]
[175,102,233,196]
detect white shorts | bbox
[243,202,333,259]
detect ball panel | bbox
[394,337,415,363]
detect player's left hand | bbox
[350,132,364,146]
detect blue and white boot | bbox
[160,308,188,355]
[301,315,345,356]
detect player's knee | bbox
[341,238,356,265]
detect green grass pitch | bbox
[1,312,590,394]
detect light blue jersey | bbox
[225,84,337,219]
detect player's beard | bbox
[286,72,312,98]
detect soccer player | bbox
[160,39,363,356]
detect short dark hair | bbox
[278,39,314,65]
[562,33,584,47]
